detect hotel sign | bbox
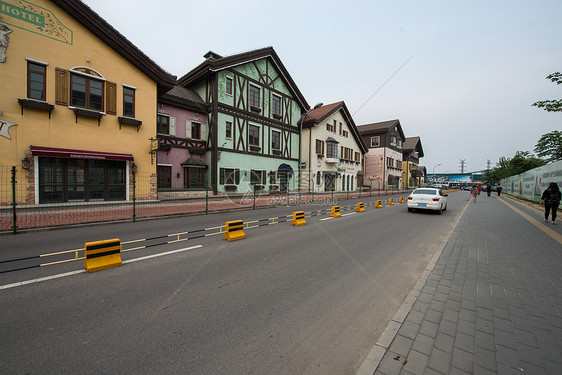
[0,0,72,44]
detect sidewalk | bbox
[358,193,562,375]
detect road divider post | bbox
[223,220,246,241]
[291,211,306,226]
[84,239,122,272]
[330,206,342,218]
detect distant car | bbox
[407,188,448,214]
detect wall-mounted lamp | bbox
[131,163,137,174]
[176,172,180,178]
[21,157,30,170]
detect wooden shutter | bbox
[200,123,207,142]
[105,81,116,115]
[235,169,240,184]
[219,168,225,185]
[170,117,176,136]
[185,120,191,138]
[55,68,68,105]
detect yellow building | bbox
[402,136,424,188]
[0,0,175,204]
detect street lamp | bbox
[299,102,323,199]
[432,163,442,186]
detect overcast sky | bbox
[83,0,561,174]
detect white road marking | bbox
[1,245,204,290]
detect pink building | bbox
[156,86,209,191]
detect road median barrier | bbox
[375,200,383,208]
[330,206,342,218]
[356,202,365,212]
[84,238,122,272]
[388,198,395,206]
[223,220,246,241]
[398,197,404,203]
[291,211,307,226]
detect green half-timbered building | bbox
[178,47,309,195]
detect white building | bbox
[358,120,406,190]
[300,102,367,192]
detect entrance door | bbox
[88,160,105,201]
[67,159,85,201]
[279,173,288,192]
[325,174,335,191]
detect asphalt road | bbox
[0,191,468,374]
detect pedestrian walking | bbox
[486,184,492,197]
[497,185,502,196]
[540,182,561,225]
[471,185,479,203]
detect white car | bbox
[407,188,448,214]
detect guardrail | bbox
[0,165,416,234]
[1,196,417,274]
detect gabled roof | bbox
[159,86,209,113]
[403,136,424,158]
[177,47,309,111]
[51,0,176,95]
[301,101,368,154]
[357,119,406,140]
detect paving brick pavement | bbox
[358,194,562,375]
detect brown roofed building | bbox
[402,136,425,188]
[357,120,406,190]
[301,101,367,192]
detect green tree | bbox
[532,72,562,112]
[486,151,546,183]
[534,130,562,163]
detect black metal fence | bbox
[1,165,411,234]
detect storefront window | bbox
[38,157,125,203]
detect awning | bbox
[277,163,294,175]
[323,171,339,176]
[326,137,339,143]
[30,146,134,161]
[181,158,207,168]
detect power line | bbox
[353,54,416,117]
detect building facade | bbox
[301,102,367,192]
[0,0,175,204]
[156,86,209,193]
[402,136,424,188]
[358,120,406,190]
[178,48,309,195]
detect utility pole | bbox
[459,159,466,173]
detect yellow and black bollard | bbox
[330,206,342,218]
[84,238,122,272]
[375,200,383,208]
[291,211,306,226]
[223,220,246,241]
[356,202,365,212]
